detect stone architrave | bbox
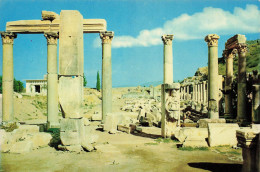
[44,32,59,128]
[100,31,114,123]
[58,10,84,118]
[162,35,174,84]
[223,49,236,119]
[161,83,180,138]
[1,32,17,123]
[205,34,220,119]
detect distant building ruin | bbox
[26,75,47,94]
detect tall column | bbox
[162,35,174,84]
[205,34,220,119]
[1,32,17,123]
[202,81,207,103]
[237,44,248,121]
[200,83,203,103]
[224,49,236,118]
[100,31,114,123]
[187,85,190,100]
[192,84,195,101]
[44,32,59,128]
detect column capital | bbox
[162,34,174,45]
[44,32,59,45]
[100,31,114,44]
[205,34,220,47]
[223,49,237,59]
[1,32,17,45]
[236,43,247,53]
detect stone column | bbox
[162,35,174,84]
[44,32,59,129]
[237,44,248,121]
[199,83,203,103]
[1,32,17,123]
[205,34,220,119]
[100,31,114,123]
[192,84,195,101]
[224,50,236,119]
[252,85,260,123]
[202,81,207,103]
[187,85,190,100]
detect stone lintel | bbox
[236,129,259,148]
[223,49,237,59]
[100,31,114,43]
[161,34,174,45]
[163,83,180,90]
[225,34,246,50]
[6,19,107,33]
[205,34,220,47]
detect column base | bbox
[224,113,235,119]
[47,121,60,130]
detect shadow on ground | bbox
[188,162,242,172]
[132,131,161,139]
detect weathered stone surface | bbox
[58,145,83,152]
[15,125,40,134]
[103,113,118,133]
[175,128,208,143]
[42,11,60,20]
[208,123,239,147]
[117,124,136,134]
[182,136,208,147]
[60,118,85,146]
[251,124,260,133]
[83,117,90,126]
[83,126,99,144]
[198,118,226,128]
[10,141,33,154]
[31,133,52,149]
[0,94,2,124]
[59,76,83,118]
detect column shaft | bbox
[205,34,220,119]
[162,35,174,84]
[45,32,59,128]
[237,45,247,121]
[100,31,114,123]
[1,33,16,123]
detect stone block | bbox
[0,129,7,145]
[31,132,52,149]
[81,142,94,152]
[174,128,208,143]
[182,136,208,147]
[16,125,40,134]
[117,124,136,134]
[91,113,102,121]
[10,141,33,154]
[58,145,82,152]
[60,118,84,132]
[251,124,260,133]
[58,76,83,118]
[60,131,81,146]
[83,117,90,126]
[83,126,99,144]
[198,118,226,128]
[208,123,239,147]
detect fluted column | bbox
[224,49,236,118]
[100,31,114,123]
[237,44,248,121]
[162,35,174,84]
[1,32,17,123]
[44,32,59,128]
[205,34,220,119]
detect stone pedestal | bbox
[1,32,17,123]
[100,31,114,123]
[205,34,220,119]
[161,83,180,138]
[236,129,260,172]
[45,32,59,129]
[162,35,174,84]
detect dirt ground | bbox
[0,87,243,172]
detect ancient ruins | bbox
[0,10,259,172]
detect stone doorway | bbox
[35,85,41,93]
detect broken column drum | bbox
[1,32,17,123]
[100,31,114,123]
[161,83,180,138]
[45,32,59,128]
[205,34,220,119]
[162,35,174,84]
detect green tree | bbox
[96,71,101,91]
[13,78,24,93]
[83,73,87,87]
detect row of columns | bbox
[1,31,114,126]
